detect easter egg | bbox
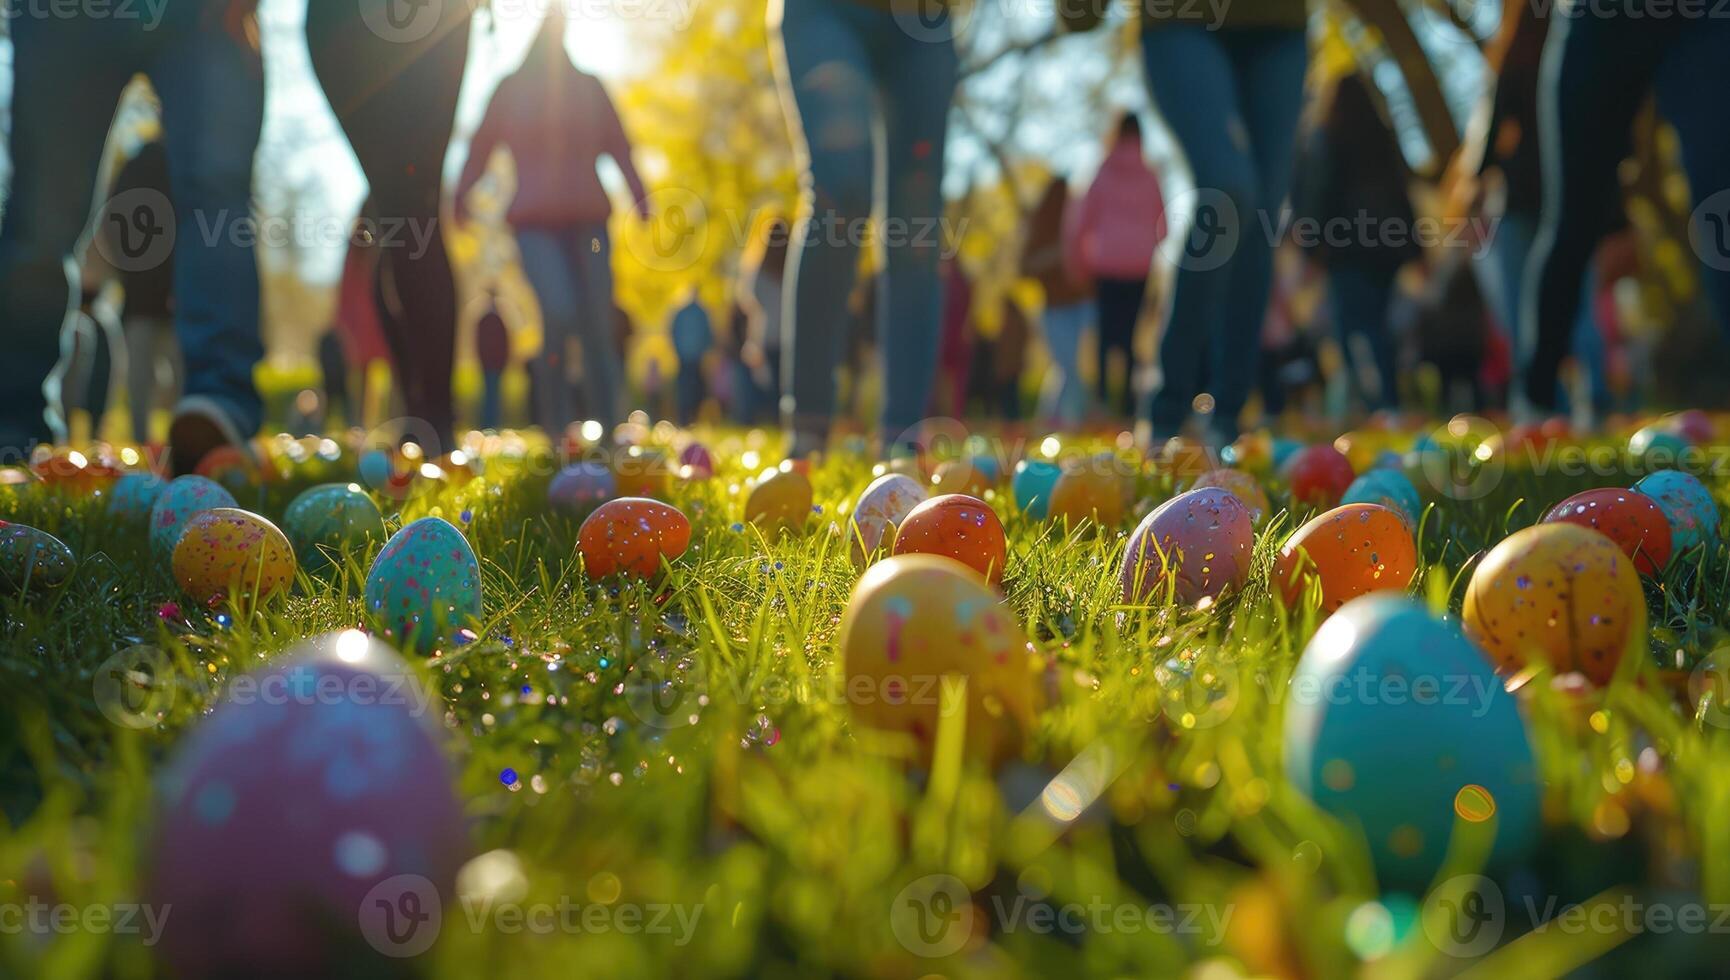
[1628,425,1690,468]
[745,466,814,530]
[365,517,483,654]
[1153,436,1216,480]
[149,476,238,563]
[1281,444,1355,511]
[1633,469,1719,555]
[1664,409,1713,445]
[1283,595,1540,891]
[1047,453,1131,528]
[149,630,466,976]
[107,472,167,521]
[1225,431,1274,474]
[283,484,386,570]
[577,497,692,580]
[1273,504,1417,613]
[547,461,616,517]
[1011,459,1062,519]
[931,458,993,497]
[1190,469,1270,525]
[678,442,715,480]
[0,520,74,591]
[839,554,1035,764]
[1341,469,1423,528]
[614,447,674,499]
[849,473,926,566]
[893,494,1008,584]
[1542,488,1672,576]
[1121,487,1254,605]
[1463,523,1643,684]
[172,508,296,606]
[1270,438,1304,471]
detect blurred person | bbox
[475,297,512,431]
[737,217,792,425]
[771,0,958,457]
[0,2,265,472]
[1022,175,1095,426]
[308,0,476,451]
[1066,115,1166,420]
[1293,74,1418,414]
[317,329,350,429]
[670,289,714,425]
[456,10,648,437]
[988,297,1032,422]
[933,257,974,419]
[104,139,182,443]
[331,205,398,426]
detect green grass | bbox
[5,429,1730,978]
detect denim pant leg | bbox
[516,228,579,432]
[571,223,624,424]
[1040,301,1091,424]
[1329,262,1398,411]
[149,16,267,436]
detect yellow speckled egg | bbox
[840,554,1036,765]
[1273,503,1416,614]
[1047,453,1132,529]
[849,473,926,566]
[745,466,814,530]
[171,508,296,607]
[1463,523,1644,685]
[1189,469,1270,525]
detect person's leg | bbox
[571,223,625,425]
[1208,28,1308,438]
[872,14,958,448]
[1655,21,1730,337]
[0,12,134,456]
[1039,301,1089,425]
[772,0,881,455]
[515,229,581,435]
[1093,279,1139,418]
[1140,27,1256,439]
[1488,211,1537,335]
[1521,13,1669,412]
[126,314,171,443]
[1329,262,1398,411]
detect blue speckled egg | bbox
[148,630,466,976]
[1341,469,1423,528]
[1633,469,1719,555]
[1011,459,1062,519]
[0,520,75,591]
[108,473,167,521]
[365,517,483,654]
[149,476,238,563]
[1283,595,1540,892]
[547,461,617,518]
[284,484,386,570]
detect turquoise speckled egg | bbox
[1341,469,1423,528]
[0,520,75,591]
[365,517,483,654]
[108,473,167,522]
[1633,469,1719,555]
[1011,459,1062,519]
[149,476,238,563]
[1283,594,1540,892]
[284,483,386,570]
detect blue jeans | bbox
[1039,300,1094,425]
[1327,262,1399,412]
[772,0,957,450]
[1141,26,1308,439]
[516,223,622,431]
[0,5,264,455]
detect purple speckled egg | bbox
[547,461,616,518]
[108,472,167,522]
[365,518,483,654]
[148,630,467,976]
[678,442,715,480]
[148,476,238,563]
[1121,487,1255,605]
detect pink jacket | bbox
[457,64,647,228]
[1065,139,1167,282]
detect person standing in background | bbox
[475,298,512,431]
[104,139,182,444]
[670,290,714,425]
[1022,175,1095,427]
[457,10,649,438]
[737,217,792,426]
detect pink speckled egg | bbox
[147,630,467,976]
[1121,487,1255,605]
[849,473,926,566]
[171,508,297,607]
[149,476,238,563]
[1189,469,1270,525]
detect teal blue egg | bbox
[0,520,75,591]
[1633,469,1719,555]
[283,484,386,570]
[1012,460,1062,519]
[970,454,1002,485]
[1341,469,1423,528]
[1271,438,1304,470]
[149,476,238,563]
[365,517,483,654]
[1629,426,1690,469]
[1283,594,1540,892]
[357,449,395,490]
[108,473,167,522]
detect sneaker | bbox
[168,395,251,477]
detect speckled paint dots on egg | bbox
[107,472,167,521]
[578,497,693,579]
[1189,469,1270,526]
[1273,503,1417,613]
[172,508,297,607]
[148,476,239,562]
[1632,469,1720,556]
[0,520,76,592]
[1541,488,1672,575]
[849,473,926,566]
[1121,487,1255,605]
[284,484,386,570]
[365,517,484,654]
[892,494,1009,584]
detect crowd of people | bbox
[3,1,1729,474]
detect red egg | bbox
[893,494,1008,584]
[1281,444,1355,511]
[578,497,692,579]
[1541,488,1672,576]
[1273,503,1417,613]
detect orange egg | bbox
[931,458,993,497]
[1190,469,1270,525]
[171,508,296,606]
[892,494,1008,584]
[744,467,814,530]
[613,448,674,499]
[839,554,1036,765]
[1273,503,1417,613]
[578,497,692,579]
[1463,523,1644,685]
[1047,453,1131,528]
